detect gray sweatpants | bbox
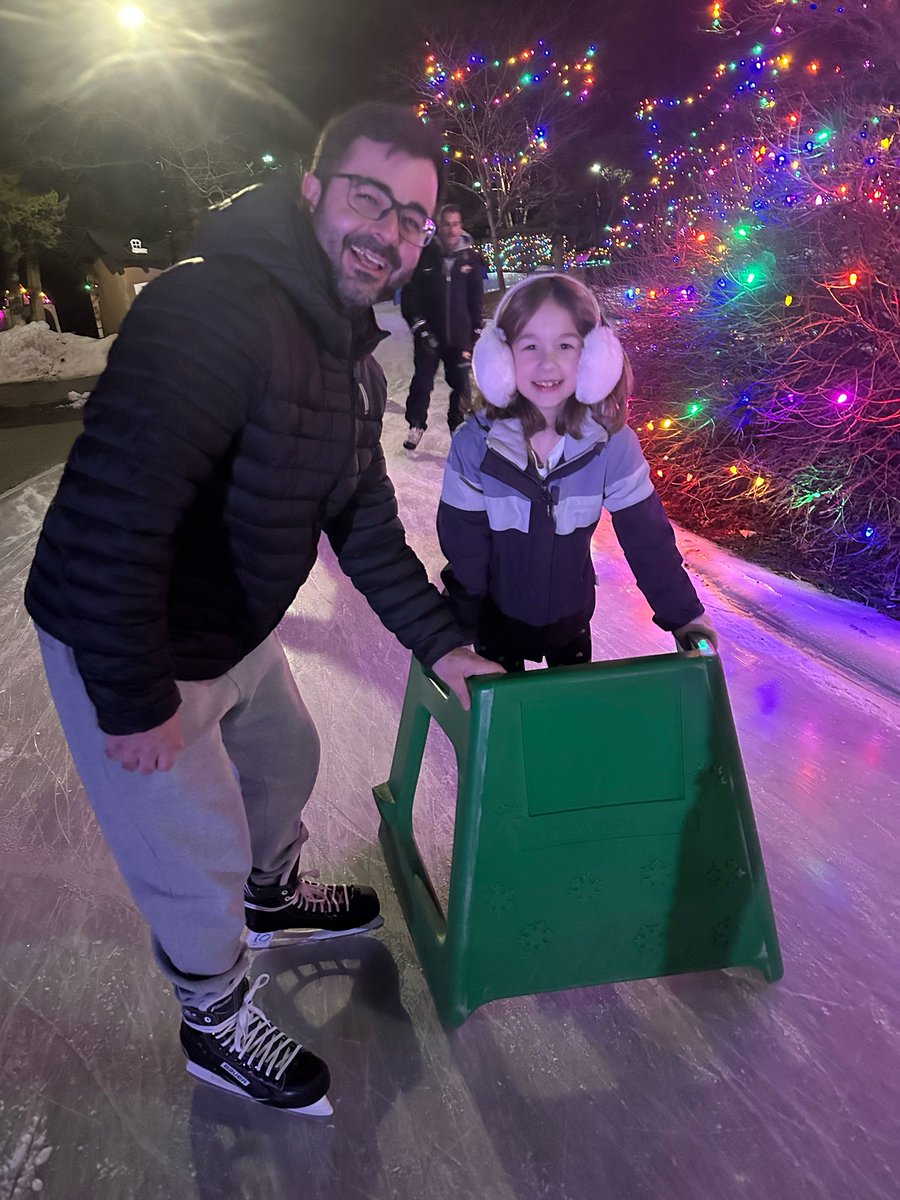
[36,628,319,1009]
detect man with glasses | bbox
[25,103,499,1117]
[400,204,485,449]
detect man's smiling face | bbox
[302,137,438,308]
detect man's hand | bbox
[105,712,184,774]
[431,646,504,709]
[673,610,719,653]
[411,319,439,351]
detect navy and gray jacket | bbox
[401,235,484,352]
[437,412,703,645]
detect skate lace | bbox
[215,974,300,1080]
[294,871,351,914]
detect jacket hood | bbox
[191,184,387,360]
[441,231,475,253]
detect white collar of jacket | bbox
[484,411,609,473]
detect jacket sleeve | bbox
[436,428,492,641]
[323,442,466,666]
[467,253,485,332]
[400,262,427,331]
[603,427,704,631]
[43,260,267,735]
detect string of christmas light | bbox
[413,38,600,283]
[420,40,597,117]
[477,232,557,273]
[600,0,900,609]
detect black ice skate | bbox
[180,974,332,1116]
[244,868,383,949]
[403,426,424,450]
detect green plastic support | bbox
[374,648,783,1026]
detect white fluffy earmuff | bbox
[575,324,625,406]
[471,273,625,409]
[471,323,518,408]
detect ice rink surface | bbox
[1,307,897,1199]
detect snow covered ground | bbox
[0,303,897,1199]
[0,321,114,385]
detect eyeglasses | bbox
[329,174,436,248]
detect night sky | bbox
[2,0,728,173]
[244,0,728,161]
[1,0,733,329]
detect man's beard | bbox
[313,214,411,309]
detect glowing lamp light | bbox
[835,391,850,404]
[863,525,875,540]
[784,294,794,306]
[814,194,824,206]
[118,5,145,29]
[735,226,749,238]
[848,271,859,286]
[661,418,673,429]
[687,402,702,416]
[656,469,664,478]
[729,465,739,475]
[646,421,655,431]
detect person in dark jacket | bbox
[400,203,484,449]
[438,273,718,670]
[24,103,499,1117]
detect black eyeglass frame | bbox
[327,173,437,247]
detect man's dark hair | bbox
[311,103,445,197]
[439,203,463,221]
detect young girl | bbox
[437,273,717,672]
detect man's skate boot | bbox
[244,865,383,949]
[403,426,424,450]
[180,974,332,1116]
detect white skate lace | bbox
[212,974,300,1080]
[292,871,351,914]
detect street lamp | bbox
[117,5,145,31]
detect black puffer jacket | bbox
[25,186,464,735]
[400,236,484,351]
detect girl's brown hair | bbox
[483,275,631,437]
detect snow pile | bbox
[63,390,91,409]
[0,322,115,385]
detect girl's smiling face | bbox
[510,299,585,422]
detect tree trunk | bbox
[487,209,506,293]
[6,271,27,326]
[552,230,565,272]
[25,257,46,323]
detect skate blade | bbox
[246,914,384,950]
[186,1062,333,1117]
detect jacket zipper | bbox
[352,363,370,415]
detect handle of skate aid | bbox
[674,630,717,657]
[423,666,453,703]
